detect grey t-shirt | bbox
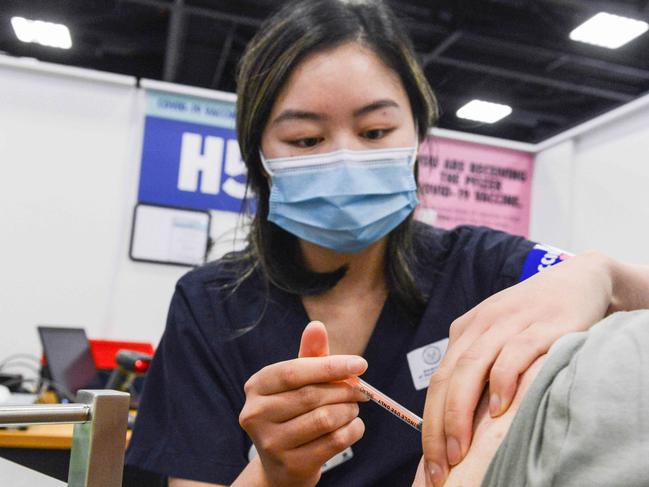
[482,310,649,487]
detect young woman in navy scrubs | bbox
[126,1,649,486]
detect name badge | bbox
[407,338,449,390]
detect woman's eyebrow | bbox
[272,110,327,126]
[271,99,401,126]
[353,99,400,117]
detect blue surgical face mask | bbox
[260,139,419,253]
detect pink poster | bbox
[415,136,534,237]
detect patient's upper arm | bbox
[169,478,227,487]
[443,355,546,487]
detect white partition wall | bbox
[0,59,177,366]
[571,108,649,263]
[529,140,576,251]
[0,58,247,367]
[531,95,649,263]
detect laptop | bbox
[37,326,103,402]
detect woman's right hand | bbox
[238,321,368,487]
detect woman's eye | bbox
[363,128,390,140]
[291,137,321,148]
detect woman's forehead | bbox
[270,42,409,117]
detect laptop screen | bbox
[37,326,102,401]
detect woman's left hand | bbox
[421,251,613,486]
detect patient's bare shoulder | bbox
[443,355,546,487]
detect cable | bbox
[0,353,41,369]
[0,361,41,375]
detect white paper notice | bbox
[168,217,208,265]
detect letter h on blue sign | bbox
[138,117,248,213]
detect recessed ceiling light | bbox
[456,100,512,124]
[10,17,72,49]
[569,12,648,49]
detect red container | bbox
[89,339,155,370]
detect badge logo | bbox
[422,345,443,365]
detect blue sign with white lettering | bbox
[137,90,248,212]
[519,243,572,281]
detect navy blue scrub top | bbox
[126,223,544,486]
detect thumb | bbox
[298,321,330,358]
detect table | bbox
[0,424,90,449]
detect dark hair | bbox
[234,0,438,321]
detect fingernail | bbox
[357,391,371,402]
[425,461,444,487]
[489,393,501,416]
[346,357,366,373]
[446,436,462,465]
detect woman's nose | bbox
[329,132,367,152]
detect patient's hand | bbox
[413,355,546,487]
